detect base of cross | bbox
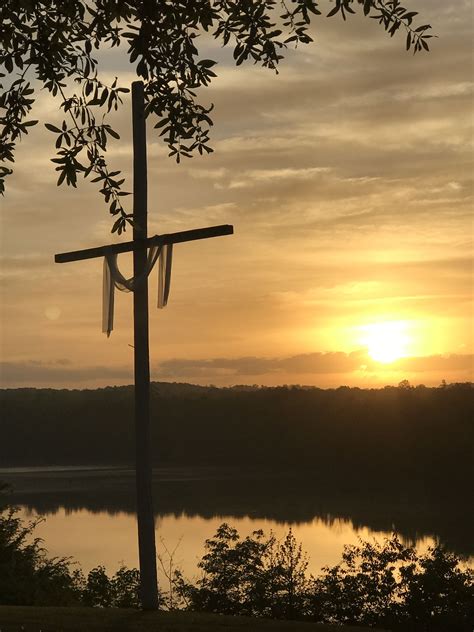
[55,224,233,264]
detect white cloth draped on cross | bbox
[102,244,173,337]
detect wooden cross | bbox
[55,81,233,610]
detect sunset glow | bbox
[0,1,472,389]
[359,321,412,364]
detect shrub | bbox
[0,485,142,608]
[82,564,141,607]
[0,484,82,606]
[176,523,309,619]
[310,535,474,630]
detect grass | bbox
[0,607,386,632]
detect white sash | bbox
[102,244,173,337]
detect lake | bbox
[1,466,472,583]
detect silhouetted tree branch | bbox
[0,1,434,231]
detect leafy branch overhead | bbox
[0,0,434,233]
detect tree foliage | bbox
[0,0,433,232]
[174,523,310,618]
[310,537,474,630]
[2,383,472,505]
[0,483,82,606]
[174,524,473,629]
[0,484,141,607]
[81,564,141,608]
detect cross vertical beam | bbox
[131,81,158,610]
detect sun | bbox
[359,321,412,364]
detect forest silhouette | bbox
[1,382,472,557]
[1,382,472,491]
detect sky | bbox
[1,0,473,389]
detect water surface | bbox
[3,466,470,580]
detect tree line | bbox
[1,382,472,495]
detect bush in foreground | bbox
[0,484,81,606]
[173,523,473,630]
[0,485,140,608]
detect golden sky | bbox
[1,0,473,388]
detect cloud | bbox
[227,167,331,189]
[155,352,474,379]
[395,354,474,373]
[2,352,472,388]
[1,1,472,391]
[157,351,366,378]
[0,361,132,385]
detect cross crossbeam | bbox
[55,224,233,264]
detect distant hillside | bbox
[1,382,472,494]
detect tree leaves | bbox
[363,1,434,53]
[45,123,62,133]
[176,524,473,627]
[0,0,434,230]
